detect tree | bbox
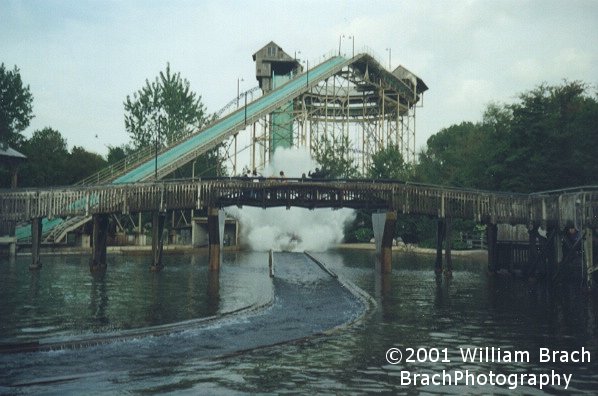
[167,143,227,178]
[19,128,69,187]
[312,134,359,178]
[106,145,128,165]
[367,145,410,180]
[502,81,598,191]
[415,121,487,187]
[106,144,136,165]
[124,63,208,150]
[66,146,107,184]
[0,63,34,147]
[414,81,598,193]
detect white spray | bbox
[225,147,355,252]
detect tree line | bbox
[415,81,598,192]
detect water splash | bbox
[226,147,355,252]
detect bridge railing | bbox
[2,179,597,229]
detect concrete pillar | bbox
[90,214,109,272]
[30,217,42,270]
[435,218,445,274]
[208,207,225,271]
[487,223,498,273]
[372,211,397,274]
[150,211,166,272]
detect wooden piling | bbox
[29,217,42,270]
[207,269,220,315]
[546,225,559,279]
[444,218,453,276]
[487,223,498,273]
[435,218,445,274]
[269,249,274,277]
[527,225,538,277]
[584,227,594,288]
[208,207,221,271]
[149,211,165,272]
[90,214,109,272]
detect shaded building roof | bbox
[0,144,26,162]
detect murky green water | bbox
[0,252,272,343]
[1,249,597,394]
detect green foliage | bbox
[0,63,34,146]
[67,146,107,184]
[396,215,437,246]
[168,143,227,178]
[367,144,411,180]
[19,128,69,187]
[122,63,225,179]
[415,81,598,193]
[18,129,109,187]
[106,144,134,165]
[124,63,208,150]
[414,121,488,187]
[500,81,598,191]
[352,227,373,243]
[313,134,359,178]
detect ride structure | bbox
[11,41,427,244]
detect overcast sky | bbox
[1,0,596,157]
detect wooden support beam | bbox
[527,225,538,278]
[372,211,397,273]
[29,217,42,270]
[435,218,445,274]
[90,214,109,272]
[546,225,559,279]
[208,207,222,271]
[207,270,220,315]
[150,211,165,272]
[584,227,594,288]
[487,223,498,273]
[444,218,453,276]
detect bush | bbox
[353,227,373,243]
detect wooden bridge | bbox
[1,178,597,283]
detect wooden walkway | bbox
[1,179,597,228]
[1,179,596,284]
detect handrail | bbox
[4,176,593,197]
[74,86,261,187]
